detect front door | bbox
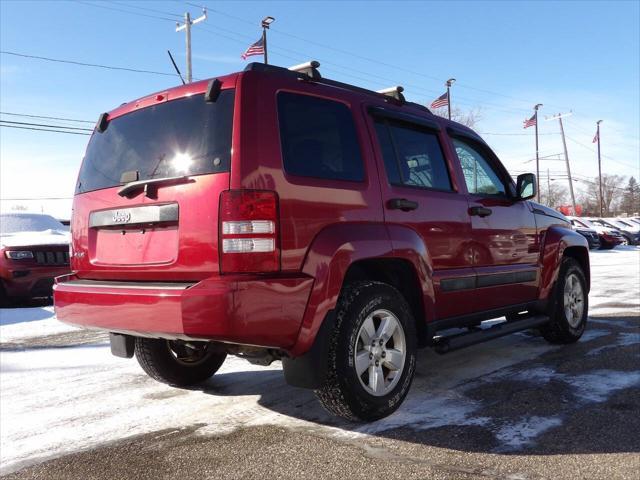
[451,136,539,311]
[367,111,475,320]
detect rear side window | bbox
[278,92,364,182]
[374,119,452,191]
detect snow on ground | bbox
[0,306,78,343]
[0,247,639,474]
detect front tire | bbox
[540,257,588,344]
[135,338,226,386]
[315,281,417,421]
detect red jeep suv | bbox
[55,62,590,421]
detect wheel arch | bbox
[288,222,432,356]
[539,225,590,302]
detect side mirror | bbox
[516,173,536,200]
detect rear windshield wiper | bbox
[117,175,191,198]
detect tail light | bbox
[219,190,280,273]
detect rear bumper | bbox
[54,273,314,350]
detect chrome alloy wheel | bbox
[563,273,585,328]
[354,309,406,397]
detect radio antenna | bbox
[167,50,186,85]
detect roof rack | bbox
[242,61,431,114]
[288,60,321,80]
[377,86,405,103]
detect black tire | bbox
[314,281,417,421]
[540,257,588,344]
[134,338,226,386]
[600,242,615,250]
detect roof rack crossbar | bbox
[377,86,405,103]
[288,60,321,79]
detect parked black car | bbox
[573,226,601,249]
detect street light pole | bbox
[446,78,456,120]
[261,16,275,65]
[596,120,604,217]
[534,103,543,202]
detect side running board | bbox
[433,315,550,354]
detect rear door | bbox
[71,83,237,281]
[449,135,539,311]
[366,109,475,320]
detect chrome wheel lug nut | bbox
[375,361,379,366]
[381,351,386,358]
[379,339,384,345]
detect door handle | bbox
[387,198,418,211]
[469,206,492,217]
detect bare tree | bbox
[432,106,482,129]
[541,182,568,208]
[580,174,625,216]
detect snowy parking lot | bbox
[1,247,639,479]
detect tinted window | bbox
[374,119,451,190]
[453,139,506,196]
[77,90,234,193]
[278,92,364,182]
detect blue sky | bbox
[1,0,638,216]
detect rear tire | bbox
[314,281,417,421]
[135,338,226,386]
[540,257,588,344]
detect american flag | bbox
[523,113,536,129]
[592,130,599,143]
[241,36,265,60]
[430,91,449,109]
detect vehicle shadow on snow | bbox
[194,315,640,455]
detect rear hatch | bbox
[71,79,236,281]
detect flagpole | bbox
[446,78,455,120]
[597,120,603,217]
[534,103,543,202]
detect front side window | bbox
[453,139,506,196]
[374,119,452,191]
[278,92,364,182]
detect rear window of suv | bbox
[277,92,364,182]
[76,90,234,194]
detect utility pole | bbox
[176,8,207,83]
[261,17,275,64]
[596,120,604,217]
[547,167,551,205]
[446,78,456,120]
[547,112,576,215]
[534,103,543,202]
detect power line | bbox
[0,111,94,124]
[112,1,183,19]
[185,1,574,113]
[0,124,91,136]
[75,1,178,23]
[75,1,527,116]
[0,51,180,77]
[0,120,93,131]
[565,135,639,170]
